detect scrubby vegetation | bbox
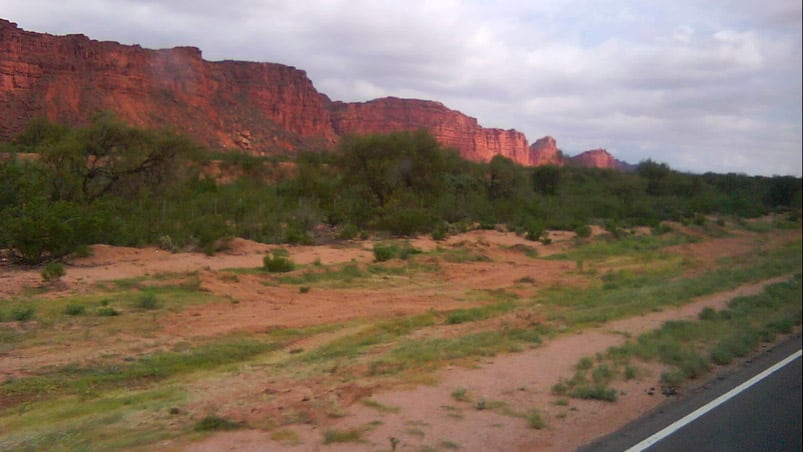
[1,116,800,263]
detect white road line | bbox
[625,349,803,452]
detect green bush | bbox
[64,304,86,316]
[526,409,546,429]
[11,306,35,322]
[574,223,592,238]
[571,384,618,401]
[698,307,717,321]
[373,243,397,262]
[431,222,448,241]
[263,251,295,273]
[41,261,66,282]
[97,307,120,317]
[136,291,160,310]
[194,416,242,432]
[525,219,545,242]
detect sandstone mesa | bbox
[0,19,627,169]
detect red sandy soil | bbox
[0,224,799,451]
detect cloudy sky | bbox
[2,0,801,176]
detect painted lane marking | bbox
[625,349,803,452]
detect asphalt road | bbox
[579,333,802,452]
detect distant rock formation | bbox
[0,18,629,169]
[528,136,564,166]
[328,97,531,164]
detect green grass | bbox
[546,240,801,328]
[526,409,546,429]
[194,416,243,431]
[431,246,491,263]
[322,428,363,444]
[451,388,469,402]
[378,327,542,370]
[546,232,699,262]
[445,299,518,325]
[0,386,184,451]
[373,241,422,262]
[135,290,160,310]
[299,313,439,363]
[0,338,279,407]
[556,274,802,400]
[361,399,400,413]
[276,259,439,288]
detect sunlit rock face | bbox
[568,149,619,169]
[1,19,627,169]
[528,136,565,166]
[0,19,337,153]
[328,97,530,164]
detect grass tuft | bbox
[194,416,243,432]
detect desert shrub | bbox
[263,250,295,273]
[380,207,432,236]
[526,409,546,429]
[338,223,360,240]
[576,357,594,370]
[97,306,120,317]
[551,382,568,395]
[11,306,35,322]
[64,304,86,316]
[652,223,673,235]
[157,235,178,252]
[571,384,618,401]
[431,222,448,241]
[136,291,160,310]
[322,428,363,444]
[373,242,421,262]
[574,223,592,238]
[372,242,397,262]
[194,416,242,432]
[698,307,718,321]
[41,261,66,283]
[524,219,545,242]
[451,387,469,401]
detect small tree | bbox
[263,249,295,273]
[41,261,66,283]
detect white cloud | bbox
[0,0,800,176]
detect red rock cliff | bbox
[0,19,626,169]
[528,136,565,166]
[0,19,336,153]
[569,149,619,169]
[328,97,531,164]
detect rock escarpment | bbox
[0,19,336,154]
[328,97,531,164]
[0,19,626,169]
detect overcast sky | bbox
[2,0,801,176]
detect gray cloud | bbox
[1,0,800,176]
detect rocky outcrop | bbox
[328,97,531,164]
[0,18,629,169]
[528,136,565,166]
[0,19,337,153]
[568,149,618,169]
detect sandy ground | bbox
[0,224,800,451]
[182,279,789,452]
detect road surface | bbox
[580,333,802,452]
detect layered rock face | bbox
[0,19,625,169]
[568,149,619,170]
[0,19,336,153]
[328,97,530,164]
[528,136,565,166]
